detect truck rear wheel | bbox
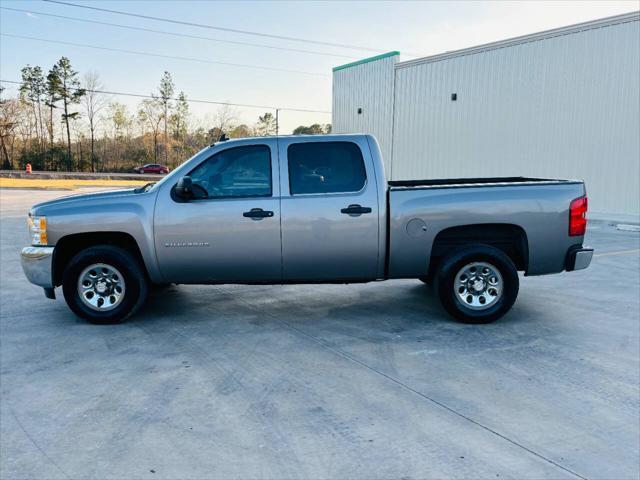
[434,245,519,324]
[62,245,148,324]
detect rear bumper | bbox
[566,247,594,271]
[21,246,55,288]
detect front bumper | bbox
[566,247,594,271]
[21,246,55,288]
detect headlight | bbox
[28,215,48,245]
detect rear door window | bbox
[287,142,367,195]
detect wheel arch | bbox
[429,223,529,278]
[53,232,148,287]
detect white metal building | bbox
[332,12,640,217]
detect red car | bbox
[134,164,169,174]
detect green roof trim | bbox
[332,51,400,72]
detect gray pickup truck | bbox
[21,134,592,324]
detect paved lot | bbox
[1,189,639,480]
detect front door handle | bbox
[341,204,372,216]
[243,208,274,219]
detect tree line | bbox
[0,57,331,172]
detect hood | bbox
[31,188,138,215]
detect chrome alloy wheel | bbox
[77,263,126,311]
[454,262,503,310]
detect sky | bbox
[1,0,638,134]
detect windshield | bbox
[146,146,213,192]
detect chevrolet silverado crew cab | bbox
[21,134,593,325]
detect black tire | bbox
[62,245,148,324]
[434,245,519,324]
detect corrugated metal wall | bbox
[332,14,640,216]
[332,53,398,175]
[392,16,639,215]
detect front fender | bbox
[37,191,162,283]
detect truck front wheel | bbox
[434,245,519,324]
[62,245,148,324]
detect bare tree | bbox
[208,104,237,140]
[219,104,237,132]
[0,93,22,169]
[16,98,35,164]
[71,121,86,171]
[138,99,163,163]
[106,102,130,170]
[82,71,108,172]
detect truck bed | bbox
[386,177,586,279]
[388,176,581,190]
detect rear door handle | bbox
[243,208,274,219]
[341,204,372,216]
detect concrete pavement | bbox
[1,189,638,479]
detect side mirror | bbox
[175,176,193,199]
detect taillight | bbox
[569,196,588,236]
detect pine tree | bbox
[48,57,85,170]
[256,112,276,136]
[156,71,174,164]
[19,65,46,159]
[170,91,189,139]
[45,70,62,169]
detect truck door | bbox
[279,136,380,281]
[154,140,282,283]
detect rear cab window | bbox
[287,142,367,195]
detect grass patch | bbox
[0,178,149,190]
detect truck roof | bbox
[211,133,367,146]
